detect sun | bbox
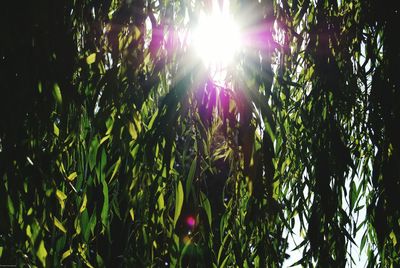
[192,3,242,70]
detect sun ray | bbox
[191,0,242,83]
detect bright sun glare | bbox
[193,4,241,70]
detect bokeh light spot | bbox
[186,215,196,228]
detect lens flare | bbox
[192,2,242,69]
[186,216,196,228]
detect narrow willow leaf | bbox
[157,192,165,210]
[200,191,212,227]
[173,181,184,228]
[109,157,121,183]
[53,123,59,137]
[7,196,14,216]
[36,240,47,267]
[179,241,191,266]
[99,135,110,145]
[350,180,357,211]
[360,231,368,252]
[54,216,67,233]
[129,208,135,222]
[101,179,109,230]
[86,53,96,64]
[272,179,280,200]
[52,83,62,105]
[88,137,99,171]
[89,210,97,235]
[218,232,231,264]
[185,157,197,202]
[80,194,87,213]
[220,254,230,268]
[390,231,397,246]
[56,190,67,210]
[56,190,67,201]
[67,172,77,181]
[148,110,158,129]
[37,81,42,93]
[128,122,137,139]
[133,25,141,40]
[61,248,73,263]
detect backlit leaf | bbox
[80,194,87,213]
[36,240,47,267]
[53,83,62,105]
[67,171,77,181]
[54,216,67,233]
[86,53,96,64]
[173,180,184,228]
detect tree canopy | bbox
[1,0,399,267]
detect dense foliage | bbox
[1,0,399,266]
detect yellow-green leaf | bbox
[56,189,67,201]
[54,216,67,233]
[80,194,87,213]
[129,208,135,222]
[200,191,212,227]
[86,53,96,64]
[133,26,141,40]
[56,189,67,210]
[100,135,110,145]
[61,248,73,263]
[53,83,62,105]
[67,172,77,181]
[36,240,47,267]
[157,191,165,210]
[53,123,59,137]
[109,157,121,183]
[128,122,137,139]
[26,225,32,238]
[173,181,184,227]
[185,157,197,202]
[390,231,397,246]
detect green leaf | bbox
[56,190,67,210]
[350,180,357,211]
[157,191,165,210]
[86,53,96,64]
[89,210,97,236]
[109,157,121,183]
[200,191,212,227]
[128,122,138,139]
[390,231,397,246]
[133,25,141,40]
[81,210,90,242]
[36,240,47,267]
[147,110,158,129]
[7,196,14,216]
[173,180,184,228]
[360,231,368,252]
[185,157,197,202]
[54,216,67,233]
[53,83,62,105]
[99,135,110,145]
[56,190,67,201]
[88,136,99,171]
[101,179,109,231]
[61,248,73,263]
[80,194,87,213]
[218,232,231,264]
[67,171,77,181]
[53,123,59,137]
